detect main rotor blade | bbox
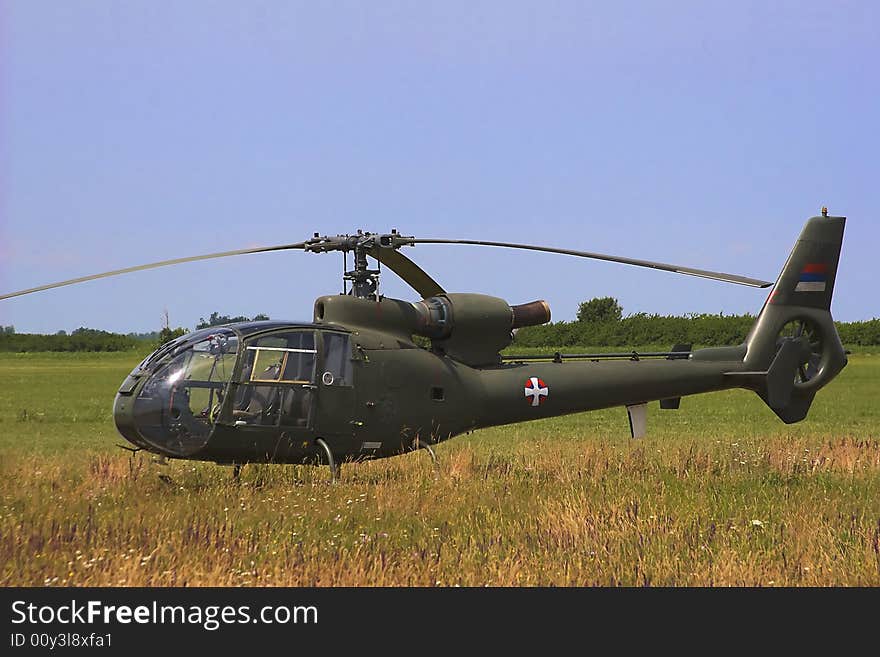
[0,243,306,301]
[368,246,445,298]
[408,239,773,288]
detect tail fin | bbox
[744,214,848,423]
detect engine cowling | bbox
[314,293,551,366]
[412,294,550,365]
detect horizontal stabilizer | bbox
[723,340,802,408]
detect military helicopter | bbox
[1,211,847,481]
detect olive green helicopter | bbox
[1,212,847,481]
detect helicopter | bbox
[1,211,847,481]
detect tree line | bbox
[0,327,146,352]
[512,297,880,348]
[0,311,271,353]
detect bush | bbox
[576,297,623,323]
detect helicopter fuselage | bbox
[112,318,754,467]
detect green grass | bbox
[1,350,878,586]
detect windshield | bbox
[133,326,235,375]
[131,329,239,456]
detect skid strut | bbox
[316,438,340,483]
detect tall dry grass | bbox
[1,434,878,586]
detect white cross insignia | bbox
[524,377,549,407]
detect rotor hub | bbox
[304,230,415,299]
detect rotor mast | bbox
[345,237,381,298]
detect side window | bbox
[322,332,352,386]
[231,331,316,428]
[240,331,316,383]
[251,350,284,381]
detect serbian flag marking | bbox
[524,377,549,407]
[795,263,827,292]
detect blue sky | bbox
[1,1,877,333]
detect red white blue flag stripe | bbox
[795,263,827,292]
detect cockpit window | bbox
[322,332,352,386]
[231,331,317,428]
[241,331,316,384]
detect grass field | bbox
[1,350,878,586]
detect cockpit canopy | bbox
[129,328,239,455]
[116,324,351,457]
